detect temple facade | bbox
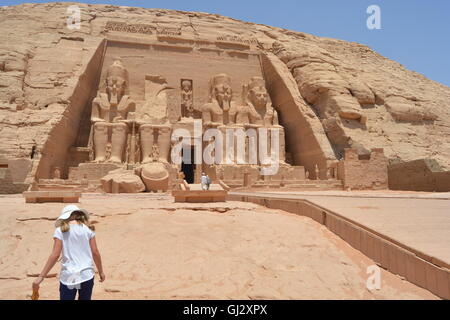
[2,23,388,193]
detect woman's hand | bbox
[99,272,106,282]
[32,276,44,291]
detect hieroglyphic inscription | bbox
[216,34,258,45]
[105,21,183,36]
[157,27,182,36]
[105,21,156,34]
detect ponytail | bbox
[60,211,95,232]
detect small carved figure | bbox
[105,143,112,161]
[181,79,194,118]
[151,144,160,162]
[52,167,61,179]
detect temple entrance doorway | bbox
[181,146,195,184]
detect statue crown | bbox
[247,77,266,91]
[107,59,128,81]
[211,73,231,87]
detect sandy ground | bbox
[0,194,439,300]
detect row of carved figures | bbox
[88,59,285,164]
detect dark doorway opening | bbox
[181,146,195,184]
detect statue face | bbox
[249,86,268,108]
[214,84,232,106]
[182,81,192,92]
[106,76,126,105]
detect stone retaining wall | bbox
[228,193,450,299]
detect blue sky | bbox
[2,0,449,87]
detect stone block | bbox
[396,248,409,278]
[414,257,428,289]
[425,262,438,295]
[172,184,227,203]
[348,225,361,251]
[325,213,335,233]
[380,241,390,270]
[360,229,369,257]
[387,242,399,276]
[371,234,382,265]
[435,267,450,300]
[405,251,416,284]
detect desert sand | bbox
[0,194,438,300]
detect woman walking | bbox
[32,205,105,300]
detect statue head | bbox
[210,73,232,111]
[181,79,192,92]
[105,59,128,106]
[245,77,269,109]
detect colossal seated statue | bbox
[236,76,286,165]
[199,73,239,127]
[237,76,280,127]
[136,75,173,164]
[91,59,135,163]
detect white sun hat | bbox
[55,205,90,227]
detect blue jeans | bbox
[59,278,94,300]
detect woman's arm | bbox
[32,238,62,290]
[89,237,105,282]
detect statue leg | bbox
[279,128,286,163]
[272,127,286,164]
[110,122,128,163]
[139,125,154,164]
[93,122,109,162]
[157,126,172,163]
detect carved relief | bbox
[157,27,182,36]
[105,21,155,35]
[78,41,321,191]
[52,167,61,179]
[180,79,194,118]
[216,35,258,45]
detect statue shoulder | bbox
[121,95,135,105]
[201,101,222,113]
[93,93,109,106]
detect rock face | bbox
[0,2,449,188]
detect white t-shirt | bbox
[53,223,96,286]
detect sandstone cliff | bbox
[0,2,449,179]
